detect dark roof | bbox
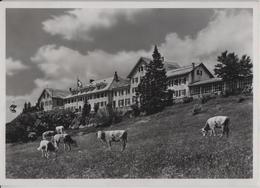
[109,76,130,90]
[166,63,214,78]
[166,63,199,77]
[127,57,180,78]
[45,88,71,98]
[189,78,222,86]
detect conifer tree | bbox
[137,46,167,114]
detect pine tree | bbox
[81,99,91,125]
[137,46,168,115]
[23,102,28,113]
[214,51,252,92]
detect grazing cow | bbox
[37,140,58,158]
[56,126,65,134]
[201,116,230,137]
[42,131,55,141]
[53,133,77,151]
[97,130,127,151]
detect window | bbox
[140,66,143,71]
[125,98,130,106]
[114,91,117,97]
[174,80,178,85]
[132,88,135,93]
[132,96,136,103]
[118,100,124,107]
[182,89,186,96]
[121,90,124,95]
[203,85,211,93]
[132,78,135,84]
[126,89,130,94]
[182,78,186,84]
[197,70,203,76]
[113,101,116,107]
[101,93,104,98]
[135,77,138,83]
[100,102,104,107]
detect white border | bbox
[0,1,258,187]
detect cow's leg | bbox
[68,143,71,151]
[212,128,216,136]
[220,126,224,137]
[41,150,44,158]
[122,140,126,151]
[64,143,66,151]
[209,130,212,136]
[107,141,112,150]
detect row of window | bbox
[197,70,203,76]
[43,100,52,106]
[168,77,187,87]
[132,87,138,93]
[118,98,131,107]
[191,83,224,95]
[175,89,186,97]
[112,89,130,97]
[65,92,108,104]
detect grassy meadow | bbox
[6,95,253,178]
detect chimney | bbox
[114,71,119,82]
[191,62,195,84]
[192,62,195,69]
[89,79,94,84]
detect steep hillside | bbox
[6,95,253,178]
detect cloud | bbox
[43,9,144,41]
[6,9,252,122]
[159,9,252,72]
[6,57,29,76]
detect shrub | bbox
[192,104,202,115]
[182,97,193,104]
[96,108,112,127]
[200,94,212,104]
[131,104,140,117]
[237,96,245,103]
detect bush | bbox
[237,96,245,103]
[96,108,112,127]
[200,94,212,104]
[182,97,193,104]
[192,104,202,115]
[131,104,140,117]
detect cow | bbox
[37,140,58,159]
[53,133,78,151]
[97,130,127,151]
[56,126,65,134]
[201,116,230,137]
[42,131,55,141]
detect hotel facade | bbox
[37,57,252,112]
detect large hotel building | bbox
[37,57,252,112]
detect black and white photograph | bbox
[2,1,256,182]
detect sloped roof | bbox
[127,57,180,78]
[65,77,114,98]
[109,76,130,90]
[166,63,200,77]
[189,77,222,86]
[166,63,214,78]
[45,88,70,98]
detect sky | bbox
[6,8,253,122]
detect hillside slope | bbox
[6,96,253,178]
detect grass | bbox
[6,95,253,178]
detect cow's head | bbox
[201,128,207,136]
[97,131,105,141]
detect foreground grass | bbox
[6,96,253,178]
